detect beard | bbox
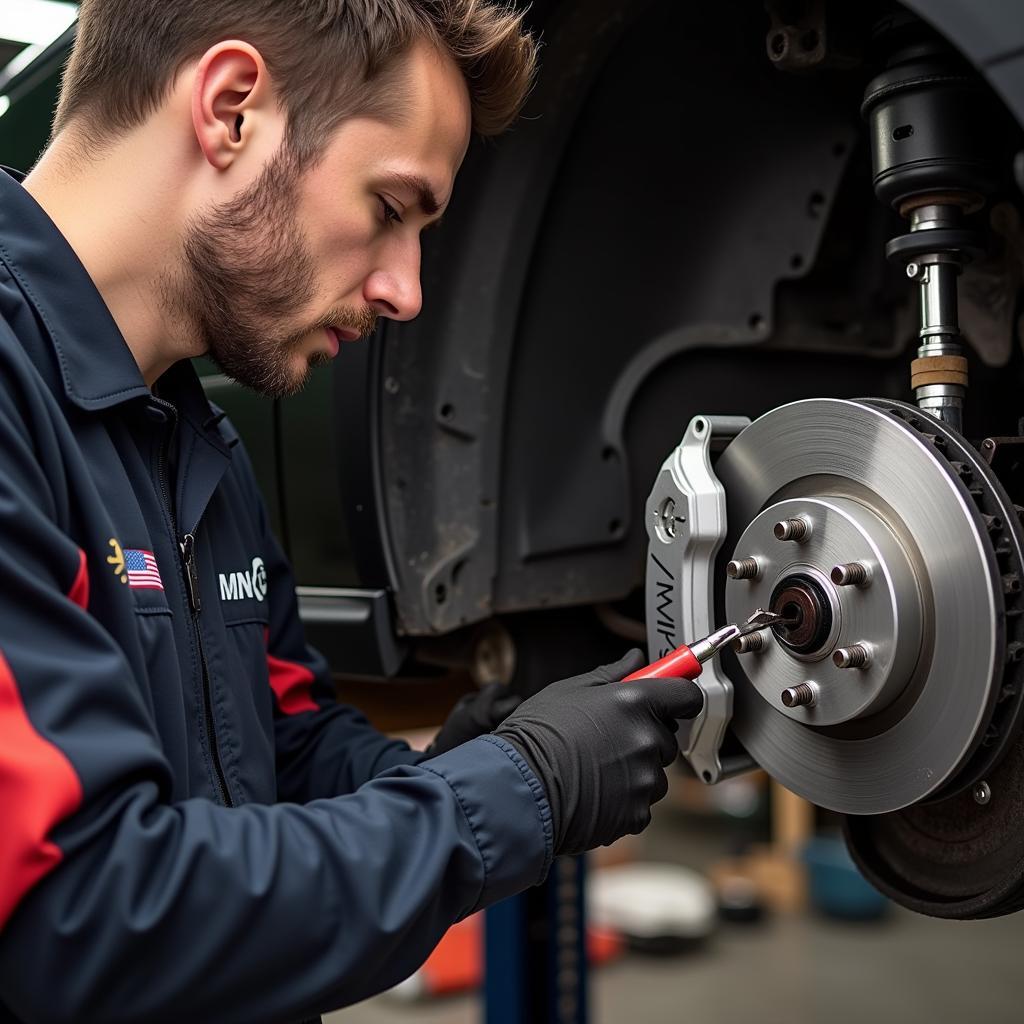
[164,148,377,399]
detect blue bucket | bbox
[802,835,890,921]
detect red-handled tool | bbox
[623,608,788,682]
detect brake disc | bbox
[705,397,1024,917]
[714,397,1021,814]
[644,397,1024,915]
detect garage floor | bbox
[329,906,1021,1024]
[326,785,1023,1024]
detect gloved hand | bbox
[425,682,523,756]
[495,649,703,856]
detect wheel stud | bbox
[733,632,766,654]
[781,682,818,708]
[833,644,871,669]
[831,561,871,587]
[727,557,760,580]
[774,517,811,542]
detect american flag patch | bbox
[124,548,164,590]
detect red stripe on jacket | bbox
[0,648,83,928]
[264,630,319,715]
[68,548,89,610]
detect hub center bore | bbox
[770,573,833,654]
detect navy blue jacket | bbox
[0,169,552,1023]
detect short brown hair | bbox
[54,0,537,158]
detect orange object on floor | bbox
[393,911,623,1000]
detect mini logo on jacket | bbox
[219,557,267,603]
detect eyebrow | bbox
[382,172,443,219]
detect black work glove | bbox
[425,682,523,757]
[495,649,703,857]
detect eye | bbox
[377,195,403,227]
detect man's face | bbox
[169,41,472,398]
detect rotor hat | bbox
[726,491,922,734]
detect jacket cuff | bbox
[420,735,554,910]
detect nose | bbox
[363,242,423,322]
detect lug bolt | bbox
[831,561,872,587]
[781,682,818,708]
[727,557,760,580]
[974,781,992,806]
[833,644,871,669]
[906,261,920,279]
[733,631,766,654]
[774,517,811,542]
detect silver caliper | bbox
[642,414,750,783]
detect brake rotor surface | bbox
[848,403,1024,918]
[714,398,1004,815]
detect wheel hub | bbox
[770,572,833,655]
[726,494,924,729]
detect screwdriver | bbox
[623,608,788,682]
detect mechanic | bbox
[0,2,704,1021]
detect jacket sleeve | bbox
[0,365,554,1023]
[227,437,428,803]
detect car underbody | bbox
[373,0,1024,920]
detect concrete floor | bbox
[325,780,1023,1024]
[328,907,1022,1024]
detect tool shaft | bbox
[623,608,787,682]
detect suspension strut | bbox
[862,29,999,434]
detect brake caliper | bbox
[642,415,751,784]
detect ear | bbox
[191,41,279,170]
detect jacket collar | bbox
[0,166,153,411]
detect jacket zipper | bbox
[156,418,233,807]
[180,531,233,807]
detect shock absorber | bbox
[862,31,998,434]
